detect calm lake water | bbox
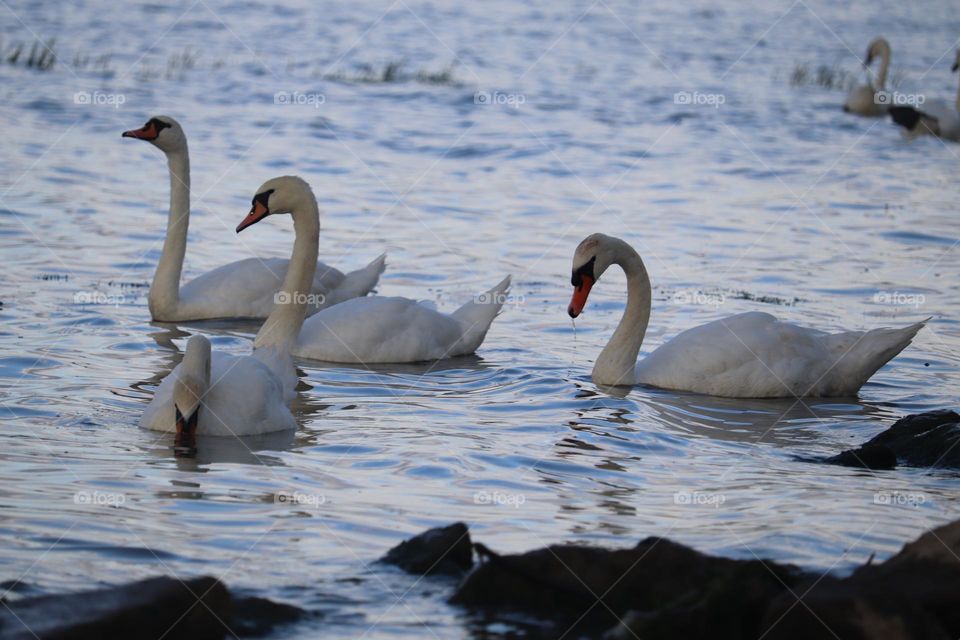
[1,0,958,637]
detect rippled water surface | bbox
[1,0,959,637]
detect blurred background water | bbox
[0,0,958,637]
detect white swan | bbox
[889,50,960,142]
[843,37,892,117]
[567,234,926,398]
[140,176,322,443]
[122,116,385,322]
[233,184,511,364]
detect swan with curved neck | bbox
[843,37,892,117]
[568,233,926,398]
[140,176,321,445]
[889,50,960,142]
[122,116,385,322]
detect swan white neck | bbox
[175,335,210,416]
[592,240,651,386]
[874,43,891,90]
[253,196,320,351]
[150,144,190,319]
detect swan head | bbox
[172,335,211,447]
[568,233,618,318]
[864,37,890,67]
[236,176,314,233]
[122,115,185,153]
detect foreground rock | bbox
[826,409,960,470]
[442,518,960,640]
[381,522,473,576]
[0,576,304,640]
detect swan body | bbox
[141,177,321,440]
[568,234,925,398]
[843,37,891,117]
[122,116,384,322]
[889,51,960,142]
[291,276,511,363]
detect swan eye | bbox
[571,256,596,288]
[147,118,171,134]
[251,188,275,213]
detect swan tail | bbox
[451,276,511,355]
[329,253,386,304]
[889,106,939,136]
[827,319,927,395]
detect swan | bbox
[122,116,385,322]
[567,234,926,398]
[889,50,960,142]
[140,176,322,443]
[233,184,511,364]
[843,37,892,116]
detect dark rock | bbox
[827,410,960,470]
[382,522,473,576]
[0,576,306,640]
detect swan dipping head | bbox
[173,335,211,447]
[864,37,890,68]
[121,115,184,153]
[236,176,314,233]
[568,233,617,318]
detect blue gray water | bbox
[1,0,958,637]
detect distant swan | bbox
[843,37,892,117]
[567,233,926,398]
[122,116,385,322]
[141,177,323,443]
[233,182,511,364]
[889,50,960,142]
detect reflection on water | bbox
[1,0,959,637]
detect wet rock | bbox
[0,576,305,640]
[827,410,960,470]
[382,522,473,576]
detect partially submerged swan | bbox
[140,177,323,443]
[889,50,960,142]
[122,116,385,322]
[843,37,892,117]
[567,233,925,398]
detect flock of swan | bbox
[844,37,960,142]
[125,109,925,447]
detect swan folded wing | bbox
[293,296,464,363]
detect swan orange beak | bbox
[568,275,594,318]
[122,122,159,140]
[236,200,269,233]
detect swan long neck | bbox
[593,241,651,386]
[149,144,190,319]
[175,335,210,416]
[875,42,891,90]
[253,196,320,351]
